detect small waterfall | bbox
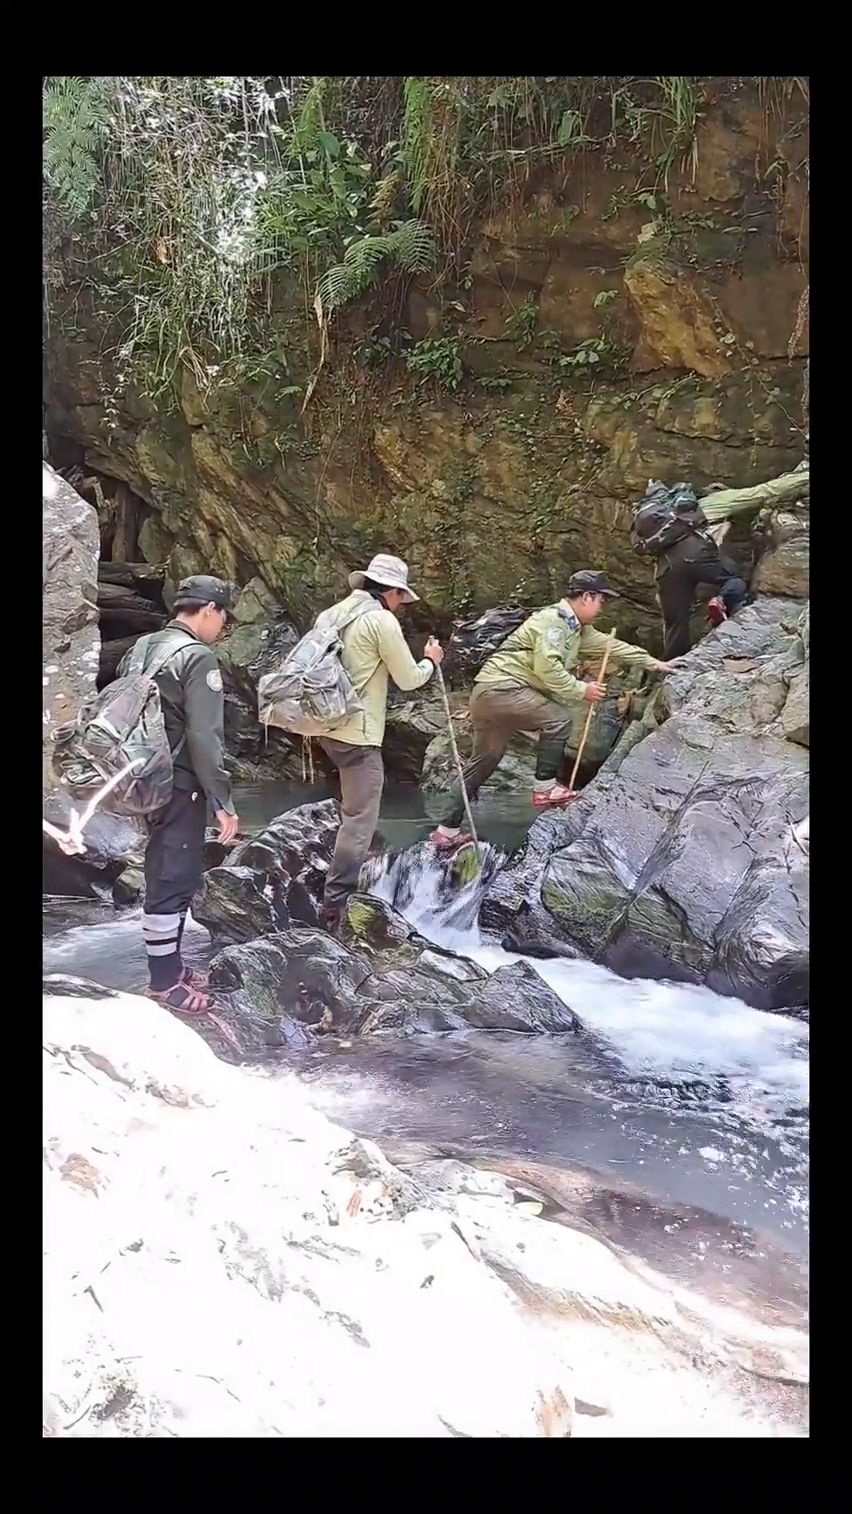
[362,840,809,1149]
[364,838,505,948]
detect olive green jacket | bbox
[318,590,434,747]
[475,603,658,706]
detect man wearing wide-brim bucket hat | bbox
[315,554,444,929]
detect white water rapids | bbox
[368,844,809,1137]
[43,806,809,1252]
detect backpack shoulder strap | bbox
[140,629,197,681]
[138,631,200,762]
[317,596,383,639]
[338,597,385,634]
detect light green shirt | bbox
[318,590,434,746]
[476,603,658,706]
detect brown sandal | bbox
[180,965,209,992]
[150,981,214,1016]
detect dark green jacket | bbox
[118,621,234,814]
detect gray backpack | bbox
[51,633,190,817]
[257,598,377,738]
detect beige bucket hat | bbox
[348,553,419,603]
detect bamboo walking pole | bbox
[567,628,616,791]
[434,660,480,853]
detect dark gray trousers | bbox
[319,738,384,908]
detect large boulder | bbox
[383,682,446,783]
[43,986,806,1436]
[780,604,809,747]
[208,892,583,1052]
[751,503,809,599]
[42,464,148,900]
[43,463,101,790]
[483,599,809,1012]
[193,799,341,941]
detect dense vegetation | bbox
[43,76,808,409]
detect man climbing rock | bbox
[430,571,679,853]
[312,554,444,930]
[631,481,748,661]
[117,575,239,1015]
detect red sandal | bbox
[149,981,215,1017]
[429,827,474,854]
[532,783,578,808]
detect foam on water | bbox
[367,846,809,1138]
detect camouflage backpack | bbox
[51,632,192,818]
[631,480,705,557]
[257,598,377,738]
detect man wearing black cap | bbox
[117,575,239,1014]
[431,570,680,851]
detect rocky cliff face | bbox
[42,463,100,789]
[44,82,808,638]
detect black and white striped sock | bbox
[142,910,183,991]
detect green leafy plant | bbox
[592,289,619,309]
[559,337,610,370]
[504,294,538,349]
[43,75,110,223]
[315,219,436,319]
[404,336,464,391]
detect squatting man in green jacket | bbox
[430,570,683,853]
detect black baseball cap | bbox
[566,570,618,599]
[173,574,233,611]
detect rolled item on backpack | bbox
[698,468,809,526]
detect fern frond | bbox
[386,219,436,273]
[315,219,436,321]
[43,76,110,221]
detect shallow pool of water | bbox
[43,780,809,1259]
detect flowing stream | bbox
[43,781,809,1265]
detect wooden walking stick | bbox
[567,628,616,791]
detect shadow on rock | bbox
[43,803,146,904]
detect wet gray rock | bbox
[43,463,118,897]
[43,800,146,904]
[383,681,446,783]
[43,463,101,789]
[780,604,809,748]
[751,504,809,599]
[193,800,340,943]
[483,599,809,1012]
[208,893,582,1052]
[217,579,306,782]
